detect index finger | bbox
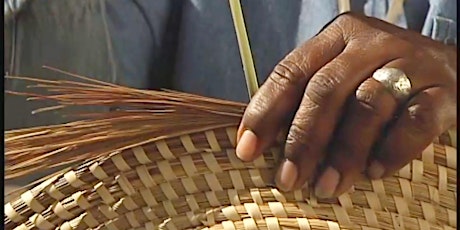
[236,20,346,161]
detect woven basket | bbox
[4,75,457,230]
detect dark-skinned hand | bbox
[235,13,457,198]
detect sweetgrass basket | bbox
[4,73,457,230]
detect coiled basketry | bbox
[4,73,457,230]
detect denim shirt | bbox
[3,0,457,129]
[172,0,457,102]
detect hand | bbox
[235,13,457,198]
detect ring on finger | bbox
[371,67,412,100]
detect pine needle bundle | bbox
[4,69,457,230]
[5,67,245,179]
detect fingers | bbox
[368,87,456,179]
[314,57,448,197]
[275,48,397,191]
[315,77,397,198]
[236,21,346,161]
[314,59,412,198]
[237,12,456,196]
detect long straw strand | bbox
[228,0,259,99]
[337,0,351,14]
[386,0,405,24]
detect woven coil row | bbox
[4,126,457,230]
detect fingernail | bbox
[368,161,385,179]
[275,160,298,192]
[315,167,340,199]
[236,130,258,161]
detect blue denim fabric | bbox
[4,0,173,129]
[422,0,457,44]
[4,0,457,129]
[174,0,307,102]
[295,0,339,45]
[172,0,456,102]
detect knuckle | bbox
[269,59,307,87]
[284,122,315,160]
[286,122,310,146]
[348,26,415,54]
[327,56,350,70]
[243,99,266,121]
[372,32,394,44]
[355,85,386,117]
[268,70,291,89]
[305,72,341,105]
[242,94,275,128]
[407,40,425,54]
[404,44,448,64]
[355,31,396,48]
[381,33,418,54]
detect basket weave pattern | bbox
[4,125,457,230]
[3,73,457,229]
